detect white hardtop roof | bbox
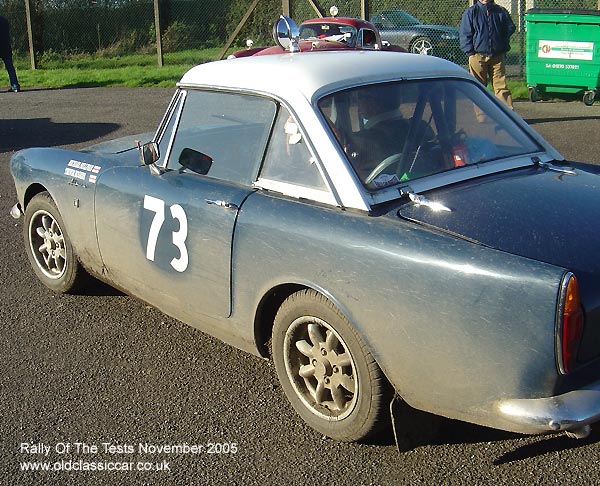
[178,50,470,102]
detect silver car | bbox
[10,21,600,446]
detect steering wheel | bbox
[364,153,403,185]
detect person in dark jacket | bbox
[0,15,20,92]
[459,0,515,110]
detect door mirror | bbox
[138,141,160,166]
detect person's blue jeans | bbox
[2,55,19,90]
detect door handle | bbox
[205,199,239,210]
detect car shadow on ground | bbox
[81,278,125,297]
[493,428,600,465]
[523,115,600,126]
[367,398,600,462]
[0,118,120,152]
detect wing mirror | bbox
[273,15,300,53]
[138,141,159,166]
[138,141,162,175]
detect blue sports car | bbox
[10,17,600,446]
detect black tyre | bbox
[583,90,596,106]
[24,192,90,293]
[272,289,391,441]
[528,86,539,103]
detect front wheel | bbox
[23,192,90,293]
[410,36,433,55]
[272,289,392,441]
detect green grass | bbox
[11,48,226,88]
[11,48,531,97]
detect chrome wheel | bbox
[28,209,67,279]
[284,316,357,420]
[411,37,433,55]
[23,192,91,293]
[273,290,391,441]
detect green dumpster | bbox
[525,9,600,105]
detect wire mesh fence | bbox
[1,0,598,73]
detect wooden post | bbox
[282,0,290,17]
[23,0,36,69]
[307,0,322,17]
[154,0,163,67]
[361,0,369,21]
[217,0,261,60]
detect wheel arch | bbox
[253,283,307,358]
[23,183,50,209]
[252,282,378,367]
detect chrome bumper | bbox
[10,203,22,219]
[497,380,600,438]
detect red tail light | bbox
[557,273,584,374]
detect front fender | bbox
[10,147,140,275]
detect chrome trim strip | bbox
[368,153,554,206]
[255,178,338,206]
[159,90,187,169]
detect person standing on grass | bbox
[460,0,515,109]
[0,15,20,92]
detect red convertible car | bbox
[229,13,405,58]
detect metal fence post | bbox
[282,0,290,17]
[519,0,525,77]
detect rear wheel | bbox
[24,192,90,293]
[272,289,391,441]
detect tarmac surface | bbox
[1,87,600,486]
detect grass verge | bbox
[10,49,531,96]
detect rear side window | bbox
[260,106,327,191]
[166,90,276,185]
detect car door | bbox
[94,89,277,319]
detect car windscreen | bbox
[318,79,541,191]
[299,23,357,45]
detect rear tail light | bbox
[556,273,584,374]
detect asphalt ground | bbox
[1,87,600,486]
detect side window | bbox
[359,29,377,48]
[260,107,327,191]
[166,90,276,185]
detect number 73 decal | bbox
[143,195,189,272]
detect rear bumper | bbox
[497,379,600,437]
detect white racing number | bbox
[143,195,189,272]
